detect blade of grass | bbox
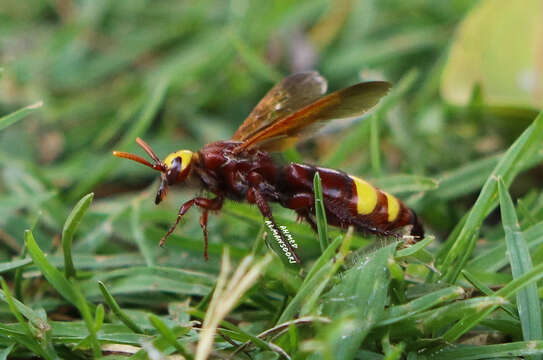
[377,286,464,326]
[313,172,329,252]
[374,175,439,195]
[94,304,104,332]
[97,281,145,334]
[300,233,352,316]
[148,314,192,359]
[131,200,155,267]
[0,277,56,360]
[189,308,270,351]
[25,230,79,306]
[444,230,480,285]
[276,234,345,324]
[0,258,32,274]
[443,261,543,342]
[440,112,543,282]
[62,193,94,278]
[0,289,50,331]
[71,280,101,358]
[467,220,543,273]
[14,245,27,300]
[0,101,43,132]
[321,243,396,360]
[461,269,518,320]
[427,341,543,359]
[498,177,542,356]
[195,251,272,359]
[433,150,543,201]
[0,343,14,360]
[395,236,434,259]
[416,296,507,335]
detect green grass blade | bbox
[131,201,155,267]
[94,304,105,332]
[378,286,464,326]
[71,281,101,358]
[440,112,543,282]
[416,296,507,335]
[0,344,15,360]
[395,236,434,259]
[444,230,480,285]
[276,234,345,324]
[461,269,518,319]
[62,193,94,278]
[300,238,351,316]
[25,230,79,306]
[0,100,43,132]
[148,314,192,359]
[498,177,542,353]
[443,261,543,342]
[0,258,32,274]
[313,172,329,252]
[321,243,396,360]
[434,150,543,201]
[374,175,439,195]
[0,278,56,360]
[0,288,50,332]
[467,220,543,273]
[98,281,145,334]
[427,341,543,359]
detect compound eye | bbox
[166,156,182,184]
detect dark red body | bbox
[193,141,423,239]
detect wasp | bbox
[113,72,424,263]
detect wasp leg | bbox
[160,196,224,259]
[200,210,209,260]
[296,210,318,233]
[247,187,301,264]
[281,192,318,234]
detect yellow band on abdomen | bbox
[384,192,400,222]
[349,175,377,215]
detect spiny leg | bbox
[248,187,301,264]
[160,198,196,247]
[160,196,224,258]
[200,209,209,260]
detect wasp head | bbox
[113,138,194,205]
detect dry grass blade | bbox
[196,249,272,360]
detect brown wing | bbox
[235,80,392,152]
[232,71,328,141]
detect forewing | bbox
[236,81,392,152]
[232,71,328,141]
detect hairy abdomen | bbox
[280,163,423,238]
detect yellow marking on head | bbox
[163,150,193,172]
[384,192,400,222]
[349,175,377,215]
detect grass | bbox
[1,1,543,359]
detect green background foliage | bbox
[1,0,543,358]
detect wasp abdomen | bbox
[281,163,423,238]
